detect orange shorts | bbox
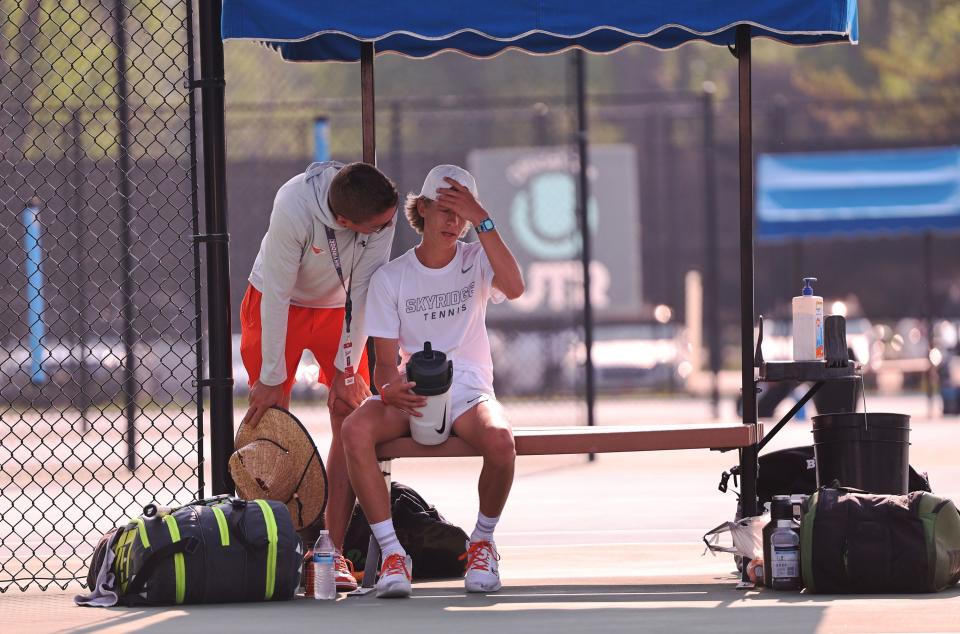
[239,285,370,396]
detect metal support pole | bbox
[360,42,379,382]
[756,381,825,453]
[360,460,392,590]
[702,83,720,418]
[185,0,206,500]
[361,44,376,165]
[735,25,759,522]
[68,109,91,429]
[113,0,138,472]
[198,0,235,494]
[574,50,596,460]
[924,231,934,417]
[390,101,404,194]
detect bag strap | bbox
[825,481,871,495]
[124,536,199,596]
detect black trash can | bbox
[811,412,910,495]
[812,378,862,415]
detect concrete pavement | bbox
[2,395,959,632]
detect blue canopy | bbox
[757,147,960,241]
[221,0,858,62]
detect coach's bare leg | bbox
[341,401,410,523]
[453,401,516,517]
[325,397,356,549]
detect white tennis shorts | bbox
[369,365,496,423]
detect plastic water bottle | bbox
[312,531,336,600]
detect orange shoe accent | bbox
[380,553,411,580]
[460,540,498,573]
[335,553,358,591]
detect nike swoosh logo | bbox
[465,395,483,404]
[461,263,474,274]
[311,245,323,254]
[435,403,447,435]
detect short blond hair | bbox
[404,193,428,234]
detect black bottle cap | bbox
[771,495,794,521]
[405,341,453,396]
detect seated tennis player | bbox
[341,165,524,598]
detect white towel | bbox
[74,532,120,607]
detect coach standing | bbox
[240,160,398,591]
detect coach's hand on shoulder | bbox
[381,380,428,417]
[329,370,372,412]
[242,380,285,429]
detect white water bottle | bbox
[792,277,824,361]
[312,531,336,600]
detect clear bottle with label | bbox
[770,520,802,590]
[792,277,824,361]
[312,530,336,600]
[762,496,802,591]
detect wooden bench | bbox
[377,423,760,459]
[352,422,761,592]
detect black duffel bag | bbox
[801,487,960,593]
[343,482,468,581]
[720,445,931,513]
[83,497,302,606]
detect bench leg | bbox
[360,460,393,589]
[737,443,759,589]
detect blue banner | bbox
[757,146,960,241]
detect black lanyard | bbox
[324,225,362,333]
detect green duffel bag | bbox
[800,487,960,593]
[84,497,302,606]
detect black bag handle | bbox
[124,536,199,596]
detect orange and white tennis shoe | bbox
[334,553,358,592]
[462,539,502,592]
[376,552,412,598]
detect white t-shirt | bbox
[365,241,506,384]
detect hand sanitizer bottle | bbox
[792,277,824,361]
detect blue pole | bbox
[22,199,46,385]
[314,117,330,162]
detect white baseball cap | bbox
[419,164,479,200]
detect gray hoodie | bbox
[248,161,396,386]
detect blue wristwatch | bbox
[475,217,496,233]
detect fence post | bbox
[198,0,235,495]
[573,50,596,460]
[112,0,138,472]
[68,108,92,428]
[22,198,46,386]
[702,82,721,418]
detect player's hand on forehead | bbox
[442,176,468,192]
[436,177,468,207]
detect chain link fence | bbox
[1,0,202,591]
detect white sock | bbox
[471,512,500,543]
[370,518,405,558]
